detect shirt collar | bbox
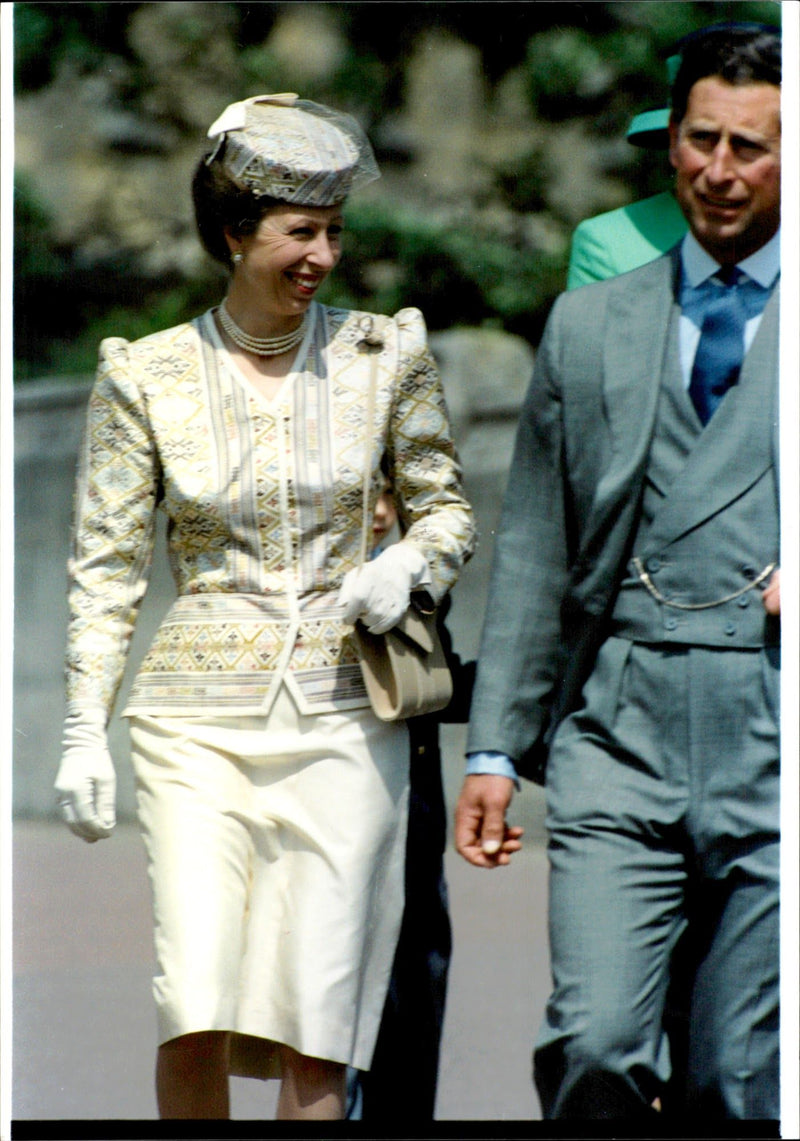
[680,228,781,290]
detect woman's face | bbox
[227,202,344,317]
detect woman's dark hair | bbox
[670,23,781,124]
[191,146,284,269]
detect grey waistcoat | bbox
[611,303,779,649]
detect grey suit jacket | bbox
[466,248,780,782]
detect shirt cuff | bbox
[466,750,520,787]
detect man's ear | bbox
[667,115,681,170]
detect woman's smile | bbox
[286,269,326,297]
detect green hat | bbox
[625,54,681,149]
[626,106,671,148]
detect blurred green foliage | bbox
[14,2,140,90]
[327,200,566,344]
[14,0,782,379]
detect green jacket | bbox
[567,190,687,289]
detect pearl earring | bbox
[232,251,243,266]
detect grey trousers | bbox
[534,637,780,1120]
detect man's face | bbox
[669,76,781,263]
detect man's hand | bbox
[762,567,780,616]
[454,774,523,868]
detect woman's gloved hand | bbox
[55,708,116,843]
[338,543,431,634]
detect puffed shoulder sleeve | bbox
[384,307,476,601]
[64,337,162,718]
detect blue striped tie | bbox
[686,267,768,425]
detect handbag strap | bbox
[358,317,384,568]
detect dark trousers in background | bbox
[359,717,452,1120]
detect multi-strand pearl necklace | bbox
[217,298,309,357]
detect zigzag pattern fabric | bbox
[65,303,475,717]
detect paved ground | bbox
[11,750,551,1125]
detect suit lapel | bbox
[571,255,676,607]
[644,287,779,549]
[600,256,677,464]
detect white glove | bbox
[339,544,431,634]
[55,708,116,843]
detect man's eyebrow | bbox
[684,123,779,144]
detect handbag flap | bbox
[390,605,435,654]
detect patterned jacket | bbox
[65,303,476,720]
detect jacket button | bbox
[725,623,737,636]
[737,594,750,608]
[647,557,661,573]
[742,565,756,578]
[664,615,678,630]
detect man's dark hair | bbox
[670,22,781,124]
[191,147,284,270]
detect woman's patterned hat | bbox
[205,93,380,205]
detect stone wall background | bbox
[14,0,779,378]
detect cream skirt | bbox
[128,685,409,1076]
